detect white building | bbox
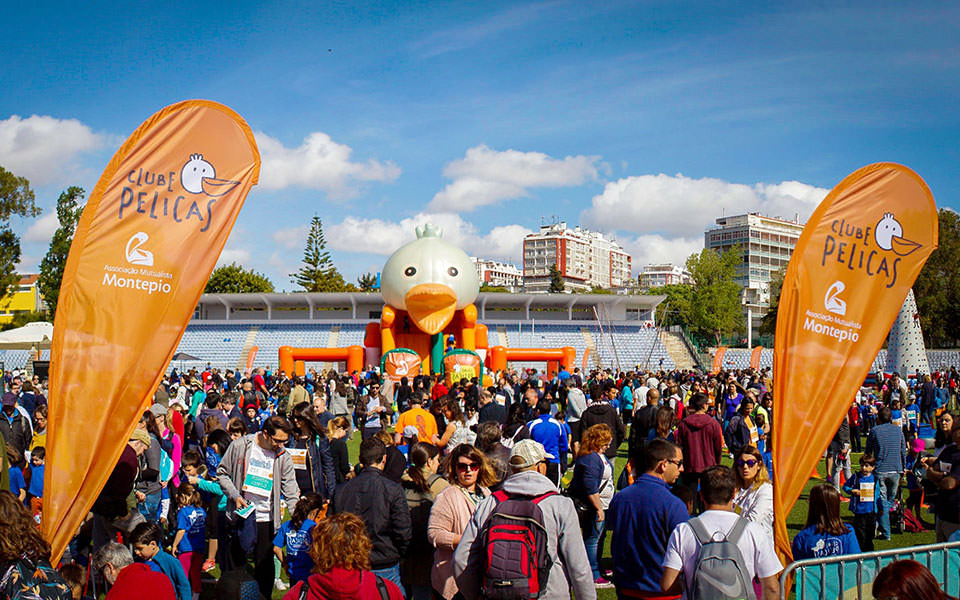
[639,264,691,290]
[470,257,523,290]
[523,222,632,292]
[704,212,805,338]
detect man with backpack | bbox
[453,439,595,600]
[661,465,782,600]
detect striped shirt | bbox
[866,423,906,473]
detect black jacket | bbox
[331,466,411,568]
[290,434,337,500]
[0,411,31,457]
[630,404,659,455]
[579,403,626,459]
[478,401,507,425]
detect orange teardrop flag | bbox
[750,346,763,370]
[772,163,937,566]
[43,100,260,560]
[712,346,727,373]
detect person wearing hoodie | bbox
[578,383,626,469]
[674,392,723,496]
[194,392,228,445]
[285,512,404,600]
[453,439,596,600]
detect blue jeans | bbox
[372,563,402,591]
[583,517,604,579]
[876,472,900,536]
[136,490,161,521]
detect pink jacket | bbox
[427,484,488,599]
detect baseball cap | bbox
[1,392,16,407]
[509,439,554,469]
[149,403,168,417]
[129,428,151,446]
[402,425,419,438]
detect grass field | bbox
[221,428,936,599]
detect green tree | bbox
[291,216,349,292]
[357,272,378,292]
[37,186,84,318]
[548,263,564,293]
[759,267,787,338]
[589,286,614,295]
[0,166,39,299]
[646,283,693,328]
[479,284,510,293]
[205,263,275,293]
[686,245,742,345]
[0,310,46,331]
[914,208,960,347]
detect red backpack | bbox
[480,490,556,599]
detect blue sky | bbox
[4,1,959,290]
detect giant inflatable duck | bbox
[377,224,481,372]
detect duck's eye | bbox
[404,266,417,277]
[447,266,459,277]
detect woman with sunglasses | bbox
[733,445,774,540]
[428,444,496,599]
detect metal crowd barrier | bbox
[779,540,960,600]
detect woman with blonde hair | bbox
[428,444,495,599]
[285,512,404,600]
[568,423,615,584]
[327,416,352,483]
[733,444,774,540]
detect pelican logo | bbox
[125,232,154,266]
[824,281,847,316]
[180,154,240,197]
[874,213,921,256]
[822,210,925,289]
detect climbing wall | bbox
[885,289,930,375]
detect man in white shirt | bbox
[661,465,782,600]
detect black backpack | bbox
[479,490,556,599]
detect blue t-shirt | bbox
[272,518,317,583]
[8,466,25,498]
[28,464,43,498]
[176,506,207,554]
[791,524,861,560]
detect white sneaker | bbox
[275,578,289,590]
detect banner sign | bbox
[43,100,260,560]
[381,347,422,383]
[750,346,763,370]
[712,346,727,373]
[772,163,937,565]
[444,349,484,386]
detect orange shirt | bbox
[395,407,438,443]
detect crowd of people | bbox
[0,362,959,600]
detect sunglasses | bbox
[456,462,480,473]
[735,458,759,468]
[269,435,289,447]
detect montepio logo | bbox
[824,281,847,316]
[117,153,240,233]
[101,231,174,295]
[820,211,923,289]
[124,232,153,266]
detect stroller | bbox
[889,485,906,535]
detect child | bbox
[842,454,878,552]
[905,438,926,525]
[182,449,224,573]
[130,521,192,600]
[7,447,26,502]
[27,446,44,520]
[272,493,325,586]
[903,397,920,439]
[59,563,93,600]
[173,482,206,599]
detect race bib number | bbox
[859,481,875,502]
[288,448,308,471]
[242,463,274,497]
[905,410,916,422]
[892,417,902,427]
[237,503,256,519]
[941,462,953,475]
[749,426,759,444]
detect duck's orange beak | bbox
[890,235,921,257]
[405,283,457,335]
[202,177,240,197]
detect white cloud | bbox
[0,115,103,185]
[272,225,308,250]
[326,212,532,263]
[218,248,251,266]
[429,145,602,212]
[255,131,401,197]
[620,234,703,271]
[23,212,59,243]
[581,173,828,237]
[16,254,39,273]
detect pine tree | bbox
[548,263,565,293]
[38,186,85,317]
[291,216,348,292]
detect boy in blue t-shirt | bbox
[131,521,192,600]
[842,454,877,552]
[7,451,26,502]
